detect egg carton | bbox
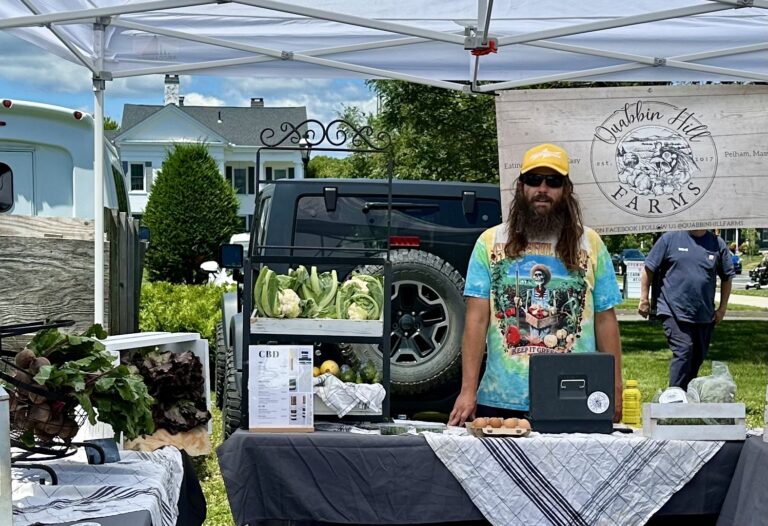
[465,423,531,438]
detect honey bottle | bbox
[622,379,642,427]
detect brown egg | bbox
[488,417,503,428]
[517,418,531,430]
[472,417,489,428]
[503,417,519,428]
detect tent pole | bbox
[478,63,646,92]
[236,0,464,45]
[110,19,465,91]
[93,84,105,326]
[93,20,107,327]
[0,0,214,30]
[497,3,732,47]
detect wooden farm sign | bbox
[496,85,768,234]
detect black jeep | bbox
[217,178,501,431]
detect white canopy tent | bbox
[1,0,766,324]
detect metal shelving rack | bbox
[240,119,394,428]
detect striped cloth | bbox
[313,373,385,418]
[424,432,722,526]
[12,447,182,526]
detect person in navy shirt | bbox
[638,230,734,389]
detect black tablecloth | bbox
[217,431,744,526]
[716,436,768,526]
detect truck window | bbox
[0,162,12,213]
[292,195,501,259]
[257,196,272,250]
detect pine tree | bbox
[142,143,240,283]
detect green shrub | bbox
[142,143,241,283]
[139,281,225,349]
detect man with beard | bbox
[448,143,623,425]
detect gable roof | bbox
[119,104,308,147]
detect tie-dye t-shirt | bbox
[464,224,622,411]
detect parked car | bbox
[215,179,502,435]
[612,248,645,275]
[730,251,742,274]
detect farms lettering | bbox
[594,102,712,144]
[590,100,717,218]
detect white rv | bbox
[0,99,129,217]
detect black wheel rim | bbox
[388,280,450,365]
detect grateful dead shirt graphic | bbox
[490,244,589,355]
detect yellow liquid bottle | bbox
[622,379,642,427]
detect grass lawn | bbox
[197,320,768,525]
[194,403,234,526]
[734,288,768,298]
[622,320,768,428]
[618,297,768,312]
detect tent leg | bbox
[93,83,105,326]
[93,19,107,327]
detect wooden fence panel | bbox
[0,216,101,350]
[106,210,145,336]
[0,211,145,350]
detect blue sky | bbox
[0,32,377,128]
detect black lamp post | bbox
[299,131,312,178]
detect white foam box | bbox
[74,332,211,442]
[642,403,746,441]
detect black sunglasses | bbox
[520,172,566,188]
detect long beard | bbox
[516,195,566,238]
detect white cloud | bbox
[222,77,376,123]
[0,34,167,98]
[0,33,378,127]
[0,33,89,93]
[181,92,225,106]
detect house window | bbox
[0,162,13,213]
[265,166,295,181]
[225,164,256,194]
[237,215,248,231]
[129,162,146,192]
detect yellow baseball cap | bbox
[520,143,569,176]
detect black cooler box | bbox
[529,353,615,434]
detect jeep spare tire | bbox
[353,249,465,395]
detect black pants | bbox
[660,315,714,390]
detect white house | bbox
[113,75,308,230]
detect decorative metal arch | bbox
[259,118,392,153]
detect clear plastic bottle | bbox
[622,379,642,427]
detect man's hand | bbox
[714,306,726,324]
[638,299,651,319]
[448,390,477,426]
[614,385,623,424]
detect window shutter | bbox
[144,161,153,191]
[225,166,232,186]
[248,166,255,194]
[265,167,273,181]
[121,161,128,174]
[288,167,295,179]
